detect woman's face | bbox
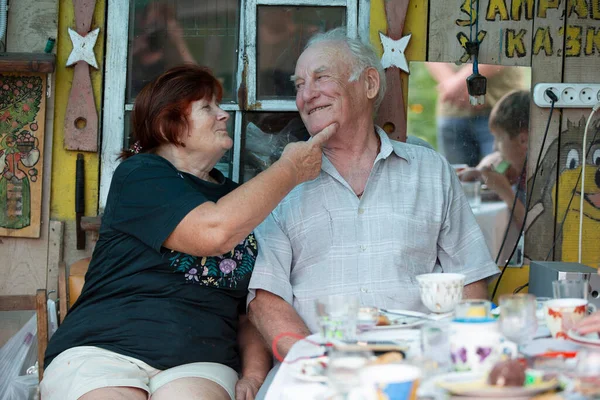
[184,96,232,155]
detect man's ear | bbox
[364,67,380,101]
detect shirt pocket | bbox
[390,213,441,281]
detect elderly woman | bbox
[41,65,336,400]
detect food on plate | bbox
[376,314,390,326]
[371,351,404,365]
[299,357,328,378]
[488,359,526,387]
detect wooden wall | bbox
[0,0,58,345]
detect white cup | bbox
[544,298,597,339]
[416,273,465,313]
[449,318,517,373]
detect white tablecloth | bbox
[472,201,508,258]
[265,329,422,400]
[264,323,554,400]
[472,201,523,265]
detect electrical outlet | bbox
[533,83,600,108]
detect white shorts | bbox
[40,346,238,400]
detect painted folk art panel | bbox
[0,73,46,238]
[557,7,600,269]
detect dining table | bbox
[262,313,595,400]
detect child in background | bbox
[459,90,530,229]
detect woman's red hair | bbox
[120,64,223,159]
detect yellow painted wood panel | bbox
[558,6,600,269]
[50,0,106,219]
[370,0,428,119]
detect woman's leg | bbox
[149,362,238,400]
[151,377,230,400]
[40,346,155,400]
[79,387,147,400]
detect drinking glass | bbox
[315,295,359,341]
[461,181,481,210]
[327,346,373,398]
[420,320,451,375]
[573,350,600,397]
[552,279,588,300]
[499,294,538,349]
[455,299,492,319]
[535,297,552,322]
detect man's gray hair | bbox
[305,27,387,111]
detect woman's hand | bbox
[235,375,263,400]
[279,122,338,184]
[575,311,600,335]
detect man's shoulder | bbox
[387,138,447,167]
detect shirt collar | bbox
[321,125,411,178]
[374,125,411,164]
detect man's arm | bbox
[236,315,272,400]
[463,279,490,300]
[248,290,311,360]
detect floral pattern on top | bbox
[169,233,258,289]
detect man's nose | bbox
[302,81,319,103]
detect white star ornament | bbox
[379,31,412,73]
[66,27,100,69]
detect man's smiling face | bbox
[292,42,365,136]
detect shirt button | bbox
[358,208,365,215]
[360,245,367,251]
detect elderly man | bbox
[248,28,499,358]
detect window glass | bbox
[256,6,345,99]
[241,112,308,182]
[127,0,239,102]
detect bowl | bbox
[416,273,465,313]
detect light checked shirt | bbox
[248,126,500,333]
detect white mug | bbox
[544,298,597,339]
[449,318,517,373]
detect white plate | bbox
[519,337,580,357]
[290,356,329,383]
[434,371,559,398]
[369,310,430,330]
[567,329,600,347]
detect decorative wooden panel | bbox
[428,0,533,66]
[0,73,47,238]
[523,0,565,263]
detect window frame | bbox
[100,0,370,209]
